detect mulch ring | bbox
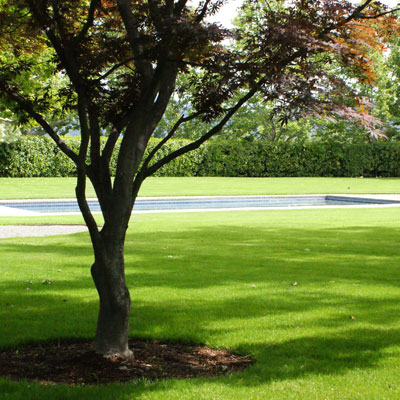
[0,339,253,385]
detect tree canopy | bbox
[154,0,400,143]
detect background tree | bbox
[362,35,400,141]
[0,0,398,358]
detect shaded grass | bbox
[1,207,400,398]
[0,176,399,199]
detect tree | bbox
[364,35,400,141]
[0,0,398,357]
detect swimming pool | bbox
[0,195,399,215]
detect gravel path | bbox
[0,225,88,238]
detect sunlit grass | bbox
[1,207,400,398]
[0,176,399,199]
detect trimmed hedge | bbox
[197,141,400,177]
[0,137,201,177]
[0,137,79,177]
[0,136,399,177]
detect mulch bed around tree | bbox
[0,339,253,385]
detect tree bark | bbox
[90,232,132,357]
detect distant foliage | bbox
[0,137,399,178]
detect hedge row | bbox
[197,141,400,177]
[0,137,200,177]
[0,136,399,177]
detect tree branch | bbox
[94,58,135,82]
[77,96,91,163]
[75,0,101,43]
[116,0,153,82]
[102,126,121,164]
[147,0,163,28]
[338,0,399,26]
[143,87,258,177]
[320,0,375,36]
[150,66,178,120]
[89,110,102,168]
[2,87,80,165]
[174,0,188,15]
[359,8,400,19]
[75,166,103,254]
[26,0,83,90]
[195,0,212,23]
[52,0,67,40]
[165,0,174,14]
[349,0,375,18]
[139,111,203,175]
[142,38,318,178]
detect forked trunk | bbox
[90,236,132,357]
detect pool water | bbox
[0,195,398,214]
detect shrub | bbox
[197,141,400,177]
[0,136,399,177]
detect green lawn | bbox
[0,176,399,199]
[1,207,400,399]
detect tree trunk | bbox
[90,233,132,357]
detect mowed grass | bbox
[0,176,399,199]
[1,207,400,399]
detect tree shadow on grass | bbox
[0,223,400,397]
[1,326,399,400]
[1,223,400,339]
[2,274,400,351]
[1,284,400,399]
[227,327,400,387]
